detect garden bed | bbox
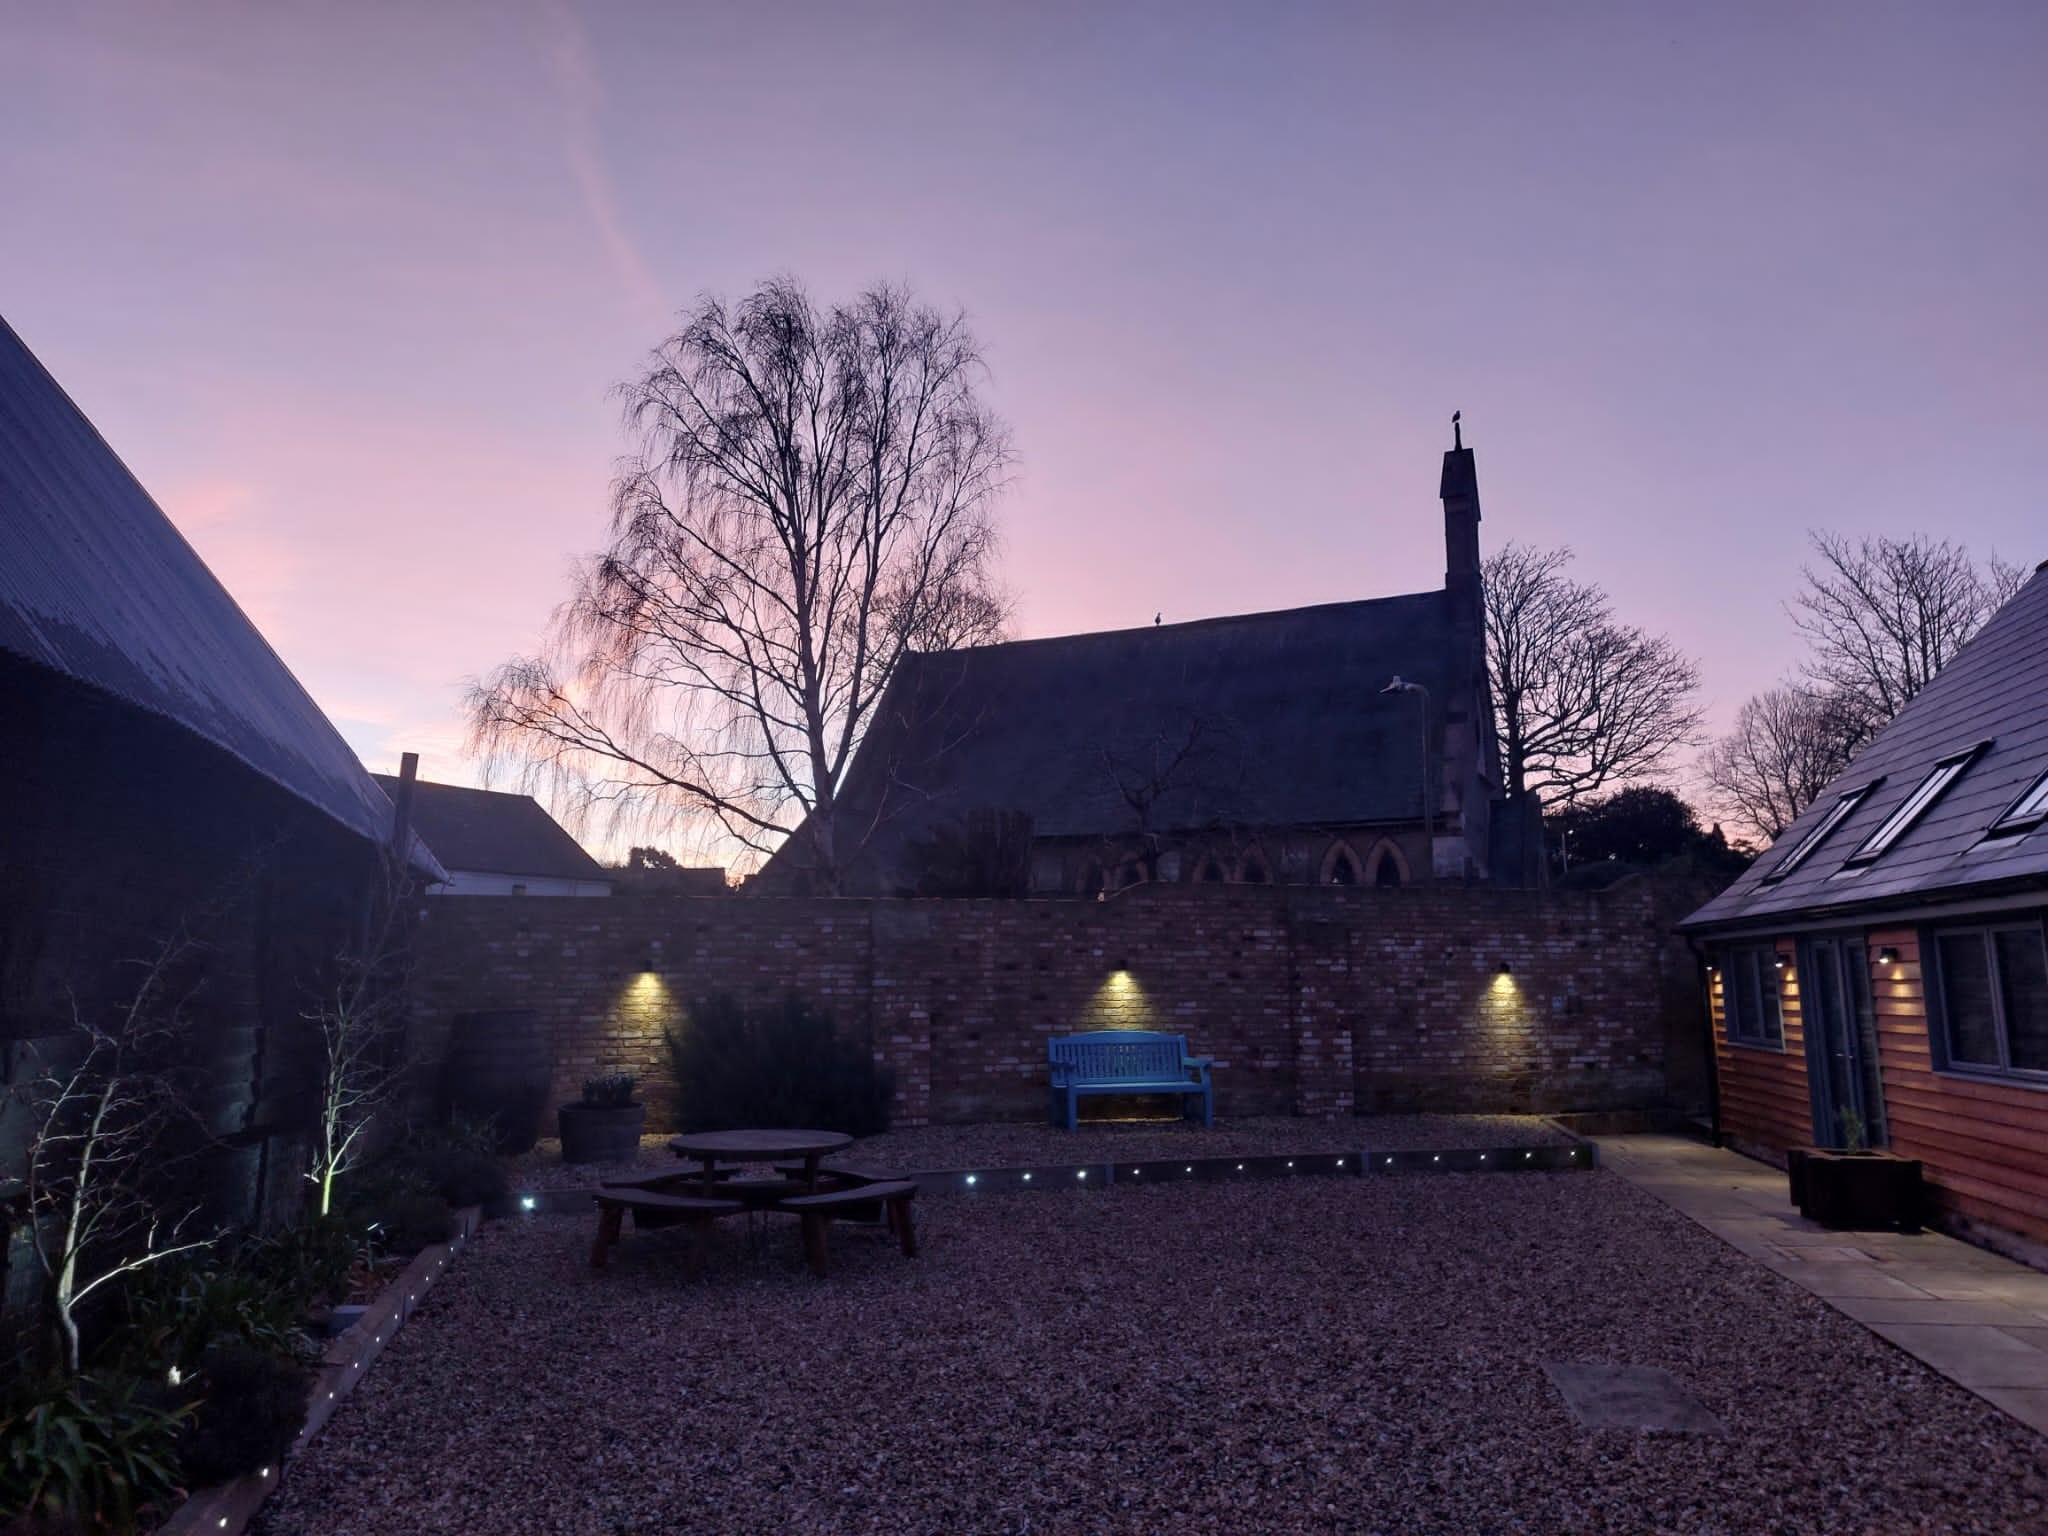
[256,1170,2047,1535]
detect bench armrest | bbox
[1184,1056,1215,1070]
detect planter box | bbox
[558,1101,647,1164]
[1787,1148,1923,1232]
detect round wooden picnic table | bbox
[667,1128,853,1197]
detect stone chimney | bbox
[1440,411,1482,631]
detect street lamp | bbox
[1381,676,1432,866]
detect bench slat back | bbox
[1049,1030,1188,1082]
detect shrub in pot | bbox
[558,1072,646,1163]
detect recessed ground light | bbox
[1432,1155,1440,1163]
[1286,1161,1294,1168]
[1385,1157,1394,1166]
[520,1195,537,1211]
[1185,1165,1194,1173]
[1077,1170,1087,1180]
[1131,1168,1140,1176]
[1022,1172,1032,1182]
[1336,1159,1345,1167]
[1236,1163,1245,1171]
[965,1174,977,1186]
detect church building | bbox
[768,426,1538,896]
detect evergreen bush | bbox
[664,993,893,1137]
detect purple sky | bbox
[5,2,2044,841]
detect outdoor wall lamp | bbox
[1497,960,1512,976]
[1878,946,1900,965]
[1773,953,1789,970]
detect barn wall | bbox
[0,658,382,1339]
[407,880,1701,1131]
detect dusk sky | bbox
[5,2,2043,843]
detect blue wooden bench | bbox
[1047,1030,1215,1130]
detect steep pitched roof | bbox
[1684,565,2048,931]
[373,776,608,883]
[0,316,443,875]
[827,590,1460,872]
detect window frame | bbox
[1988,768,2048,838]
[1925,917,2048,1086]
[1843,743,1988,868]
[1718,943,1787,1052]
[1761,783,1878,883]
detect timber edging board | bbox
[517,1141,1598,1213]
[158,1204,483,1536]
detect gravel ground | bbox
[260,1169,2047,1536]
[510,1115,1572,1192]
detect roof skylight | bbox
[1988,768,2048,837]
[1843,743,1988,867]
[1760,782,1877,883]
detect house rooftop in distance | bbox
[1683,562,2048,932]
[372,775,611,896]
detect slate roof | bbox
[1684,564,2048,931]
[372,776,609,883]
[830,590,1461,864]
[0,316,443,876]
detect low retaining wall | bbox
[408,881,1704,1130]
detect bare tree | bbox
[1793,532,2026,724]
[1700,684,1879,843]
[1484,543,1705,811]
[305,874,413,1219]
[469,277,1013,889]
[18,941,214,1375]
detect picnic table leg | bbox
[894,1198,917,1259]
[802,1152,823,1194]
[800,1211,830,1278]
[590,1204,623,1270]
[699,1154,718,1198]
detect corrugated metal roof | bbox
[1683,565,2048,931]
[0,315,445,877]
[370,775,607,882]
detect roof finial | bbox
[1452,410,1463,451]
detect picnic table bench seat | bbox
[1047,1030,1215,1129]
[777,1179,919,1277]
[589,1188,744,1269]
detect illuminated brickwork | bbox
[408,883,1697,1129]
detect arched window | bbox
[1235,850,1272,884]
[1364,838,1410,888]
[1077,861,1105,898]
[1193,855,1228,884]
[1114,857,1150,890]
[1320,842,1363,886]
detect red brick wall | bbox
[408,882,1687,1128]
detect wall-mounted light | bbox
[1773,953,1789,971]
[1877,946,1900,966]
[1497,960,1512,976]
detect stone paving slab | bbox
[1596,1133,2048,1438]
[1542,1361,1727,1434]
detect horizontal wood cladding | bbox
[1713,920,2048,1247]
[1711,944,1812,1155]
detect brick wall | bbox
[408,880,1697,1129]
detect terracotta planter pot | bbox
[1788,1147,1923,1232]
[557,1102,646,1164]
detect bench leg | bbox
[800,1212,830,1278]
[590,1204,623,1270]
[893,1198,917,1259]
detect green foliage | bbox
[581,1072,638,1108]
[0,1372,191,1531]
[175,1341,310,1486]
[665,993,893,1137]
[367,1190,455,1253]
[238,1216,362,1311]
[406,1146,511,1217]
[107,1252,305,1380]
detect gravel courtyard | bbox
[260,1167,2047,1536]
